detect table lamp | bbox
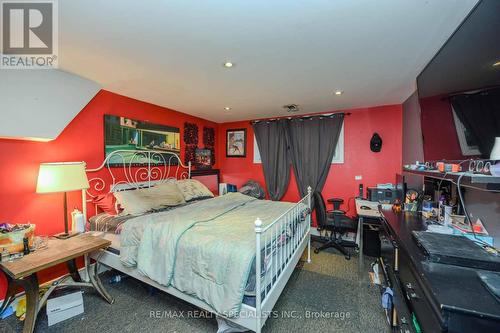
[36,162,89,239]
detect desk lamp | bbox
[36,162,89,239]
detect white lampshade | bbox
[491,137,500,160]
[36,162,89,193]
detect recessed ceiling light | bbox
[224,107,232,111]
[493,61,500,67]
[223,62,234,68]
[334,90,343,96]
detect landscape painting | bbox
[104,115,180,166]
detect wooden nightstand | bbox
[0,233,114,333]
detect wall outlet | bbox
[355,175,362,180]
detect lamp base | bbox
[54,231,80,239]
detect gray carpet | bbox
[0,249,390,333]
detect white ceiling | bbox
[59,0,478,123]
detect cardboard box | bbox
[46,291,84,326]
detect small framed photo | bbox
[226,128,247,157]
[195,148,212,169]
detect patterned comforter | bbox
[119,193,308,316]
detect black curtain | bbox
[286,114,344,198]
[252,119,291,200]
[450,88,500,158]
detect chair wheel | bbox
[314,248,320,254]
[345,255,351,260]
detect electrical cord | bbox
[436,159,472,194]
[456,173,494,249]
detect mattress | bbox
[88,201,200,233]
[101,232,121,255]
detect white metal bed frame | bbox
[83,149,312,333]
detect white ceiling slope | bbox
[0,70,100,141]
[59,0,478,122]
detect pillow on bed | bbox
[176,179,214,202]
[148,182,186,206]
[114,189,155,215]
[114,183,186,215]
[89,212,131,233]
[92,193,122,216]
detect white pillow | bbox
[114,183,185,215]
[176,179,214,202]
[114,189,153,215]
[148,182,186,206]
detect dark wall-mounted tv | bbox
[417,0,500,161]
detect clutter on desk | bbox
[367,186,401,204]
[0,223,35,260]
[421,197,436,218]
[423,212,494,246]
[403,189,420,212]
[391,199,402,213]
[404,158,500,176]
[404,160,463,172]
[426,224,454,235]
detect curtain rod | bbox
[250,112,350,124]
[441,85,500,100]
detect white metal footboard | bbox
[253,186,312,333]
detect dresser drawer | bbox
[398,250,445,333]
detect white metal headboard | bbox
[82,149,191,220]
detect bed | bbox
[83,149,312,333]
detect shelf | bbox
[403,168,500,184]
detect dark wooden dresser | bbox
[380,209,500,333]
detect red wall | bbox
[0,90,218,297]
[218,105,403,219]
[0,94,403,299]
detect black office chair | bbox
[313,192,358,260]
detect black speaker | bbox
[358,184,364,199]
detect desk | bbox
[355,198,383,271]
[381,210,500,332]
[0,234,114,333]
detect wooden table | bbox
[0,233,114,333]
[355,198,383,271]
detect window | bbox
[451,106,481,156]
[253,135,262,163]
[331,123,344,163]
[253,123,345,164]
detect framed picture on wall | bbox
[104,115,180,166]
[195,148,212,169]
[226,128,247,157]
